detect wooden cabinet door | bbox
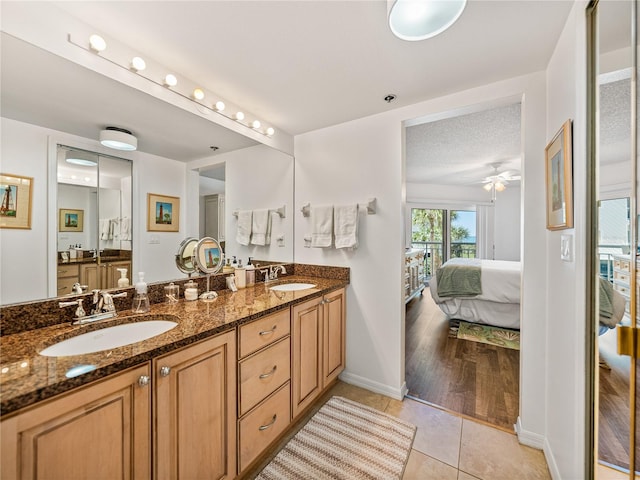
[292,297,322,419]
[106,261,132,289]
[154,331,236,480]
[1,364,151,480]
[80,262,100,291]
[322,288,346,388]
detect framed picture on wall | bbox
[147,193,180,232]
[545,119,573,230]
[59,208,84,232]
[0,173,33,229]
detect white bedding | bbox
[429,259,522,329]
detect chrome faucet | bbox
[60,291,128,325]
[260,264,287,283]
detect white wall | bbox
[494,186,522,261]
[295,70,549,424]
[543,2,588,478]
[0,117,187,304]
[223,145,294,264]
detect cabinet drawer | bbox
[614,283,630,297]
[239,309,290,358]
[614,258,631,272]
[57,276,79,294]
[239,337,290,416]
[614,270,630,284]
[57,264,79,278]
[238,382,291,473]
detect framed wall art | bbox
[59,208,84,232]
[545,119,573,230]
[147,193,180,232]
[0,173,33,229]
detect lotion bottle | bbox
[245,257,255,286]
[117,268,129,288]
[235,259,246,289]
[132,272,150,313]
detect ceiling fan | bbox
[481,163,521,192]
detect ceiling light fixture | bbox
[388,0,467,41]
[99,127,138,151]
[164,74,178,87]
[70,34,276,139]
[193,88,205,100]
[131,56,146,72]
[251,120,261,129]
[89,34,107,52]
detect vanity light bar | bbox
[70,33,276,138]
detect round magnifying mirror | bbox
[194,237,223,274]
[175,237,198,274]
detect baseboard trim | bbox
[515,416,545,449]
[543,437,561,480]
[338,371,406,400]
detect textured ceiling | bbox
[406,103,521,185]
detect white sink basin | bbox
[270,283,316,292]
[39,320,178,357]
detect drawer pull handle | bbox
[259,365,277,379]
[259,414,277,431]
[259,325,277,336]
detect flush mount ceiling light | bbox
[65,150,98,167]
[99,127,138,151]
[388,0,467,41]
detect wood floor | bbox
[598,324,631,470]
[405,289,519,430]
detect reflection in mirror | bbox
[175,237,198,275]
[56,146,132,296]
[592,0,637,474]
[194,237,223,275]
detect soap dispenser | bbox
[132,272,150,313]
[116,268,129,288]
[234,259,246,289]
[246,257,255,286]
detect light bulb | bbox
[164,74,178,87]
[131,56,146,71]
[235,112,245,121]
[214,101,225,111]
[89,34,106,52]
[266,127,275,136]
[251,120,261,129]
[495,182,506,192]
[84,177,91,182]
[193,88,205,100]
[483,183,492,191]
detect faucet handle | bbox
[75,299,86,318]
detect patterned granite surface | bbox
[0,273,347,416]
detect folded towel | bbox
[100,219,110,240]
[311,205,333,247]
[111,218,121,240]
[251,209,271,246]
[334,204,358,249]
[236,210,252,246]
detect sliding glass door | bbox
[411,208,477,279]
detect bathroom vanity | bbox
[0,269,347,479]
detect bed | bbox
[429,258,521,329]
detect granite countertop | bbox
[58,255,131,265]
[0,276,346,416]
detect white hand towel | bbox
[334,204,358,249]
[100,219,110,240]
[120,217,131,241]
[311,205,333,248]
[251,209,271,245]
[236,210,252,246]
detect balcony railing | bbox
[411,241,477,278]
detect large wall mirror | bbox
[588,0,638,476]
[0,30,294,306]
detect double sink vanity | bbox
[0,265,348,479]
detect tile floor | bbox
[248,380,552,479]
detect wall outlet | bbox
[277,234,285,247]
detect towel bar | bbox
[300,198,376,217]
[232,205,286,219]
